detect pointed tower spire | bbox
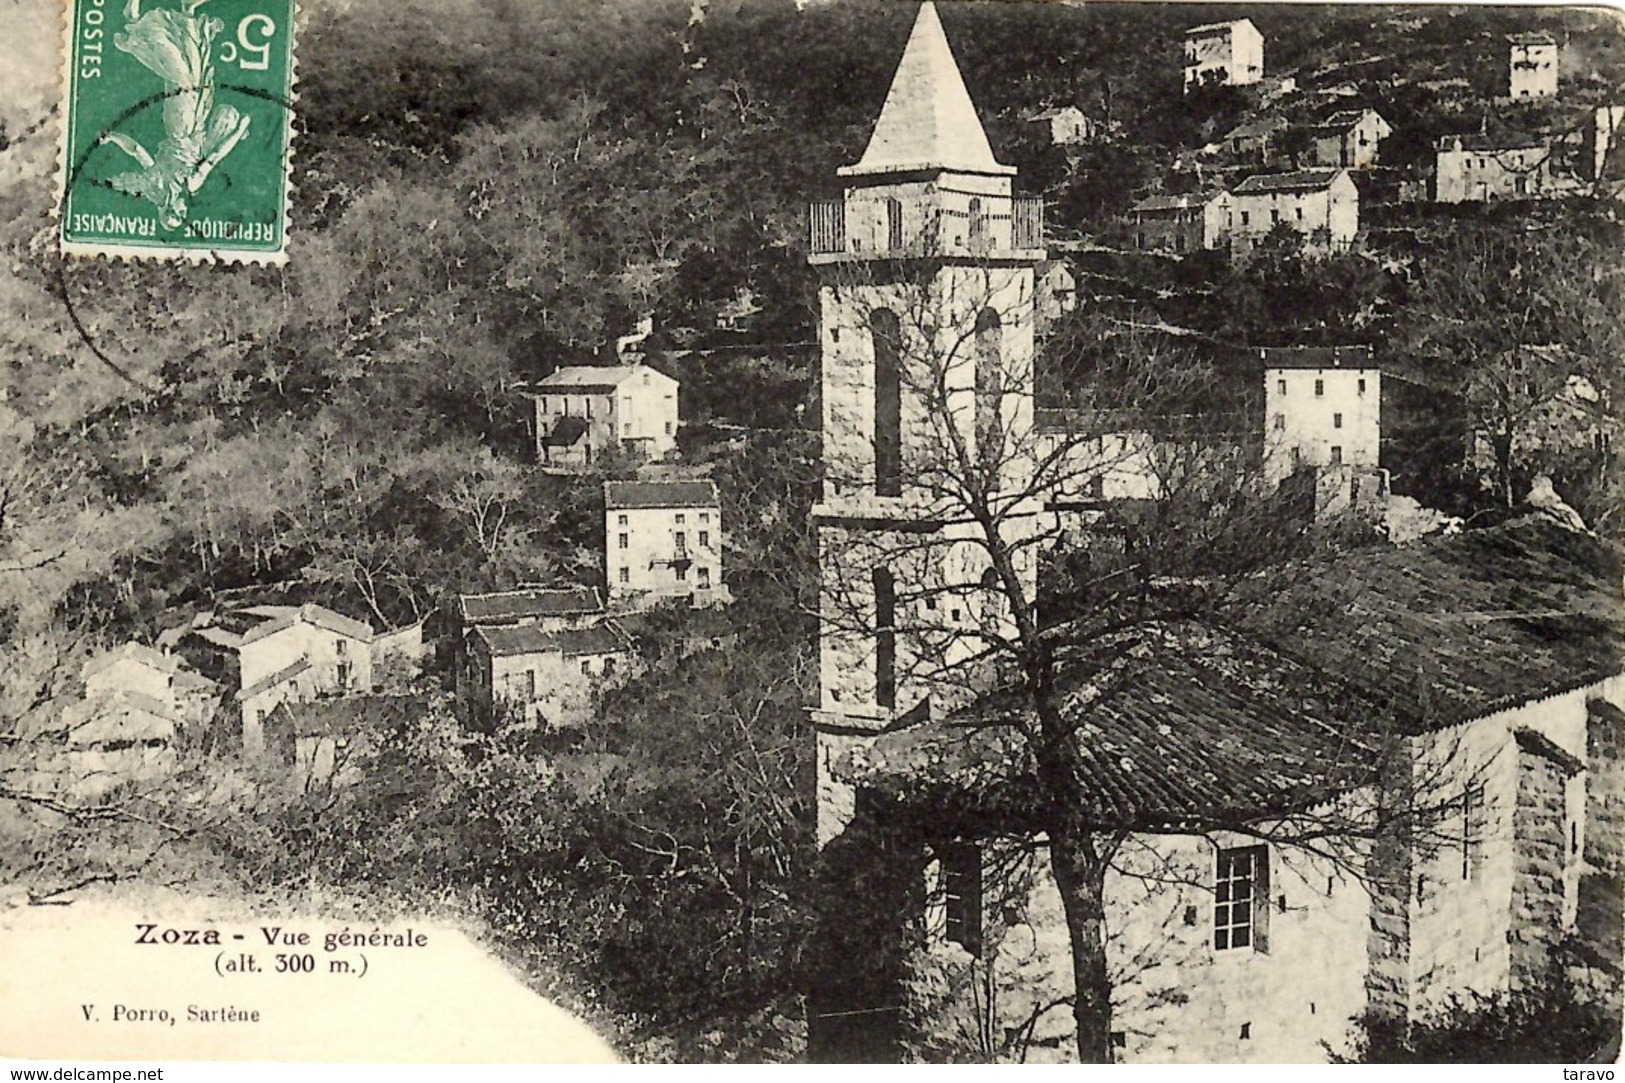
[840,1,1014,178]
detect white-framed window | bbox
[699,512,709,524]
[1272,414,1285,431]
[580,658,591,675]
[1277,379,1287,395]
[675,514,685,525]
[699,530,710,548]
[618,514,628,526]
[697,566,711,588]
[1215,844,1269,952]
[618,533,628,550]
[1357,378,1367,395]
[1333,413,1343,429]
[1330,445,1343,465]
[1314,378,1325,397]
[618,567,629,584]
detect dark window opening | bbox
[886,197,904,251]
[871,309,903,497]
[874,567,896,709]
[974,308,1003,463]
[941,842,982,956]
[968,197,987,245]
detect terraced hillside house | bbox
[1509,31,1559,99]
[1129,190,1233,253]
[1307,109,1393,170]
[465,621,633,728]
[604,479,727,606]
[179,604,423,759]
[525,363,679,467]
[1026,105,1099,147]
[817,518,1620,1062]
[53,644,218,794]
[1227,168,1359,253]
[1262,346,1382,486]
[1434,135,1567,203]
[1183,18,1264,92]
[1217,116,1287,165]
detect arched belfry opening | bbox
[974,308,1003,461]
[871,309,903,497]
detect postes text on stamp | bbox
[59,0,296,264]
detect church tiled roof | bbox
[844,518,1623,830]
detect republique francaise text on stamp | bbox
[58,0,296,263]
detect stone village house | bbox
[1183,18,1264,93]
[1227,168,1360,254]
[1508,31,1559,100]
[604,479,728,607]
[1307,108,1393,171]
[523,362,679,467]
[179,604,423,762]
[52,643,219,795]
[1433,135,1571,204]
[455,585,634,727]
[1128,191,1233,254]
[820,518,1617,1062]
[800,3,1616,1062]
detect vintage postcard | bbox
[2,0,1623,1070]
[57,0,296,263]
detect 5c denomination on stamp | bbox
[58,0,296,264]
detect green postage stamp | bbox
[58,0,296,263]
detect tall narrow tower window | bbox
[968,197,987,246]
[871,309,903,497]
[974,308,1003,463]
[886,197,905,252]
[874,567,896,709]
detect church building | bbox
[805,3,1619,1064]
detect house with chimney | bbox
[180,603,422,760]
[524,363,680,467]
[1183,18,1265,92]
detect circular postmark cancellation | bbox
[58,0,297,265]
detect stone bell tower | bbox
[807,1,1047,846]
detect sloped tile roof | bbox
[82,643,178,681]
[238,657,312,701]
[846,518,1622,829]
[1233,168,1346,194]
[604,479,718,510]
[459,586,603,625]
[1258,346,1374,370]
[238,605,374,648]
[1249,517,1623,729]
[267,694,426,740]
[473,621,631,659]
